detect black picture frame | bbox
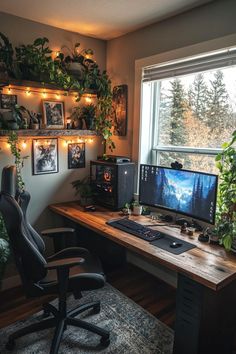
[42,100,65,129]
[0,94,17,109]
[112,84,128,136]
[32,138,59,175]
[68,143,85,169]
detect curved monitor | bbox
[139,164,218,224]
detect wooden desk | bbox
[50,202,236,354]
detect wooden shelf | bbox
[0,79,97,95]
[0,129,97,137]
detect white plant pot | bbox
[133,205,143,216]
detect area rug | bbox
[0,283,174,354]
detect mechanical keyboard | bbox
[106,218,162,241]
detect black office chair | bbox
[0,165,110,354]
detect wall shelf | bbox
[0,78,97,96]
[0,129,97,137]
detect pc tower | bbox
[90,160,135,210]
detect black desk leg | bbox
[173,274,236,354]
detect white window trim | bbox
[132,33,236,193]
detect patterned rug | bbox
[0,283,174,354]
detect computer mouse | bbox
[170,241,182,248]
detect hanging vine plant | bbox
[7,131,28,192]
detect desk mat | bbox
[150,233,196,255]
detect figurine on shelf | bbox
[29,111,40,129]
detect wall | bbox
[0,12,106,231]
[107,0,236,159]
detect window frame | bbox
[133,34,236,192]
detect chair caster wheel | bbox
[6,339,15,351]
[100,336,110,347]
[93,304,100,314]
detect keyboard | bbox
[107,218,162,241]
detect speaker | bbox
[90,160,135,210]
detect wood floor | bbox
[0,264,176,330]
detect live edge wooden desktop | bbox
[49,201,236,354]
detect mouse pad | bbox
[150,233,196,255]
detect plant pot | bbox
[7,122,19,130]
[132,205,143,216]
[67,62,85,80]
[121,208,131,216]
[79,197,93,207]
[85,116,94,130]
[31,123,39,130]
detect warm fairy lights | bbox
[21,141,27,149]
[1,136,94,153]
[85,95,92,103]
[3,86,96,105]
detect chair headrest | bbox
[1,165,17,197]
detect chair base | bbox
[5,300,110,354]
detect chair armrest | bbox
[41,227,75,237]
[45,257,84,270]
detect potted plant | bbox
[15,37,53,81]
[215,130,236,251]
[80,104,96,130]
[121,203,131,216]
[71,176,94,206]
[61,43,94,80]
[132,201,143,216]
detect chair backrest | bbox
[0,166,47,294]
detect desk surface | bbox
[50,202,236,292]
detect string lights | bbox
[2,85,96,103]
[0,136,95,151]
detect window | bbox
[141,49,236,174]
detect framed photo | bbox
[0,94,17,109]
[68,143,85,169]
[112,84,128,136]
[42,100,65,129]
[32,138,58,175]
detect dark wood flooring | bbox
[0,264,176,330]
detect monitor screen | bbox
[139,165,218,224]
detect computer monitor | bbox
[139,164,218,224]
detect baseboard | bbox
[127,251,177,288]
[1,274,21,291]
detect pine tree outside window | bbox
[141,49,236,174]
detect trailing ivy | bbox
[7,131,28,192]
[215,130,236,250]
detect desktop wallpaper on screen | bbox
[140,166,217,223]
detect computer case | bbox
[90,160,135,210]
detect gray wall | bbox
[107,0,236,157]
[0,12,106,231]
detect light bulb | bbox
[85,96,92,103]
[22,141,27,149]
[42,92,47,98]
